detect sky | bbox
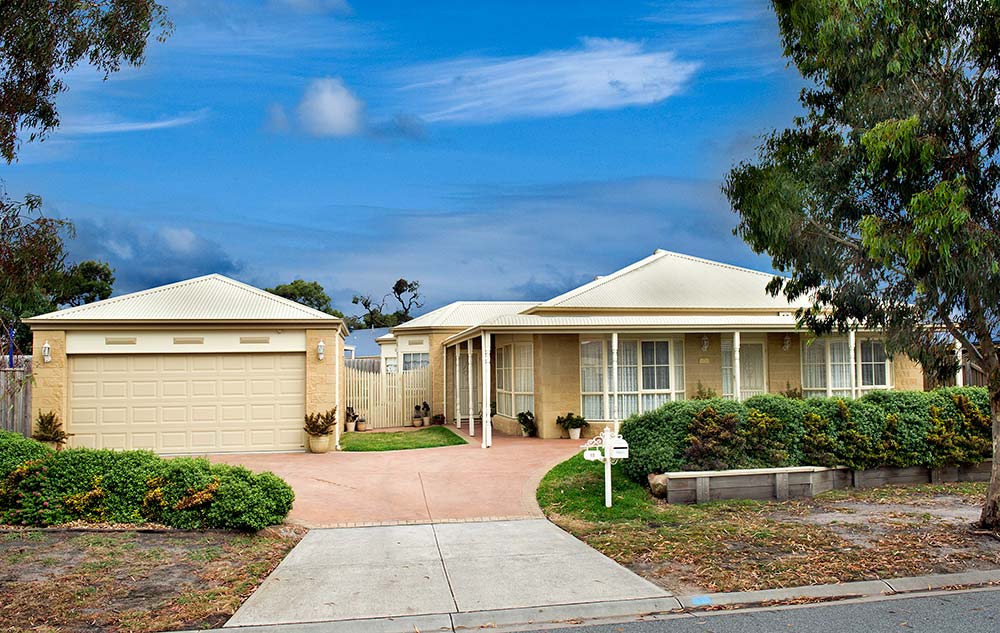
[3,0,807,318]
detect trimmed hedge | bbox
[620,387,993,483]
[0,431,294,531]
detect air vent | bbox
[240,336,270,344]
[105,337,137,345]
[173,336,204,345]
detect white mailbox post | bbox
[582,424,629,508]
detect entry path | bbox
[212,429,580,527]
[225,519,673,628]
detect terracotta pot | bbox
[307,434,332,453]
[568,428,582,440]
[346,422,357,433]
[412,418,423,427]
[356,421,368,431]
[422,416,430,426]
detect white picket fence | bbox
[1,357,32,437]
[345,365,432,429]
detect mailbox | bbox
[611,438,629,459]
[583,448,602,461]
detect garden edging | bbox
[648,459,993,503]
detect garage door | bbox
[68,353,306,453]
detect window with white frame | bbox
[802,337,889,397]
[580,337,685,421]
[402,352,429,371]
[496,342,534,417]
[859,339,892,391]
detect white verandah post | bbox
[481,332,492,448]
[611,333,619,433]
[454,345,461,428]
[467,338,475,437]
[849,330,857,398]
[733,331,742,401]
[335,334,342,450]
[955,340,965,387]
[442,346,448,422]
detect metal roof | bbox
[25,274,343,325]
[391,301,538,330]
[443,313,806,345]
[531,249,807,311]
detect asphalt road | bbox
[531,589,1000,633]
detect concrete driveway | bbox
[212,427,580,527]
[225,519,676,629]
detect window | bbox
[497,343,533,417]
[384,357,398,374]
[580,337,685,421]
[402,352,429,371]
[801,337,892,397]
[860,339,891,391]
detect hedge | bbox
[620,387,993,483]
[0,431,294,531]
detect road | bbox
[530,588,999,633]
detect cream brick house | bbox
[378,250,930,444]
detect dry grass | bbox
[0,526,304,633]
[538,454,1000,594]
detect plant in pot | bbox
[304,408,337,453]
[516,411,536,438]
[412,405,423,427]
[356,415,368,432]
[421,401,431,426]
[345,406,358,433]
[432,413,446,425]
[556,412,589,440]
[32,410,70,450]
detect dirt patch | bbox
[0,526,304,633]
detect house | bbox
[26,274,346,454]
[378,250,934,444]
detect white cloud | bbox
[397,38,699,124]
[60,110,209,135]
[297,77,365,137]
[269,0,352,14]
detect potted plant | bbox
[516,411,536,437]
[412,405,423,427]
[345,406,358,433]
[303,408,337,453]
[32,410,70,450]
[421,401,431,426]
[556,412,589,440]
[356,415,368,432]
[432,413,446,425]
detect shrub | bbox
[0,432,52,478]
[31,411,70,445]
[0,448,294,531]
[555,412,588,430]
[683,406,743,470]
[741,408,791,467]
[517,411,537,436]
[692,382,719,400]
[304,408,337,437]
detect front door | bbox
[739,343,766,399]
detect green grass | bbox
[339,426,467,452]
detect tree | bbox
[0,0,172,163]
[51,260,114,307]
[724,0,1000,528]
[266,279,344,317]
[389,278,423,320]
[351,278,424,329]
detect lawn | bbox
[537,454,1000,595]
[0,527,303,633]
[339,425,467,451]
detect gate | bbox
[1,357,32,437]
[345,365,432,429]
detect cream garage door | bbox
[68,353,306,453]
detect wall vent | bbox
[240,336,270,344]
[104,337,137,345]
[173,336,204,345]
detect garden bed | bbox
[339,425,467,451]
[0,526,304,632]
[538,454,1000,595]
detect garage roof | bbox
[25,274,345,328]
[391,301,538,330]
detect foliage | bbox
[50,261,114,307]
[31,411,69,445]
[0,0,172,163]
[420,401,430,416]
[723,0,1000,526]
[779,382,804,399]
[351,278,423,328]
[0,431,52,477]
[620,388,994,483]
[692,381,719,400]
[555,412,589,430]
[265,279,346,318]
[517,410,537,436]
[339,426,466,452]
[303,408,337,437]
[0,443,293,530]
[432,413,446,425]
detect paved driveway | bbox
[225,519,674,629]
[212,428,579,527]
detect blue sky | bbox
[3,0,805,317]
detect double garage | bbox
[27,275,346,454]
